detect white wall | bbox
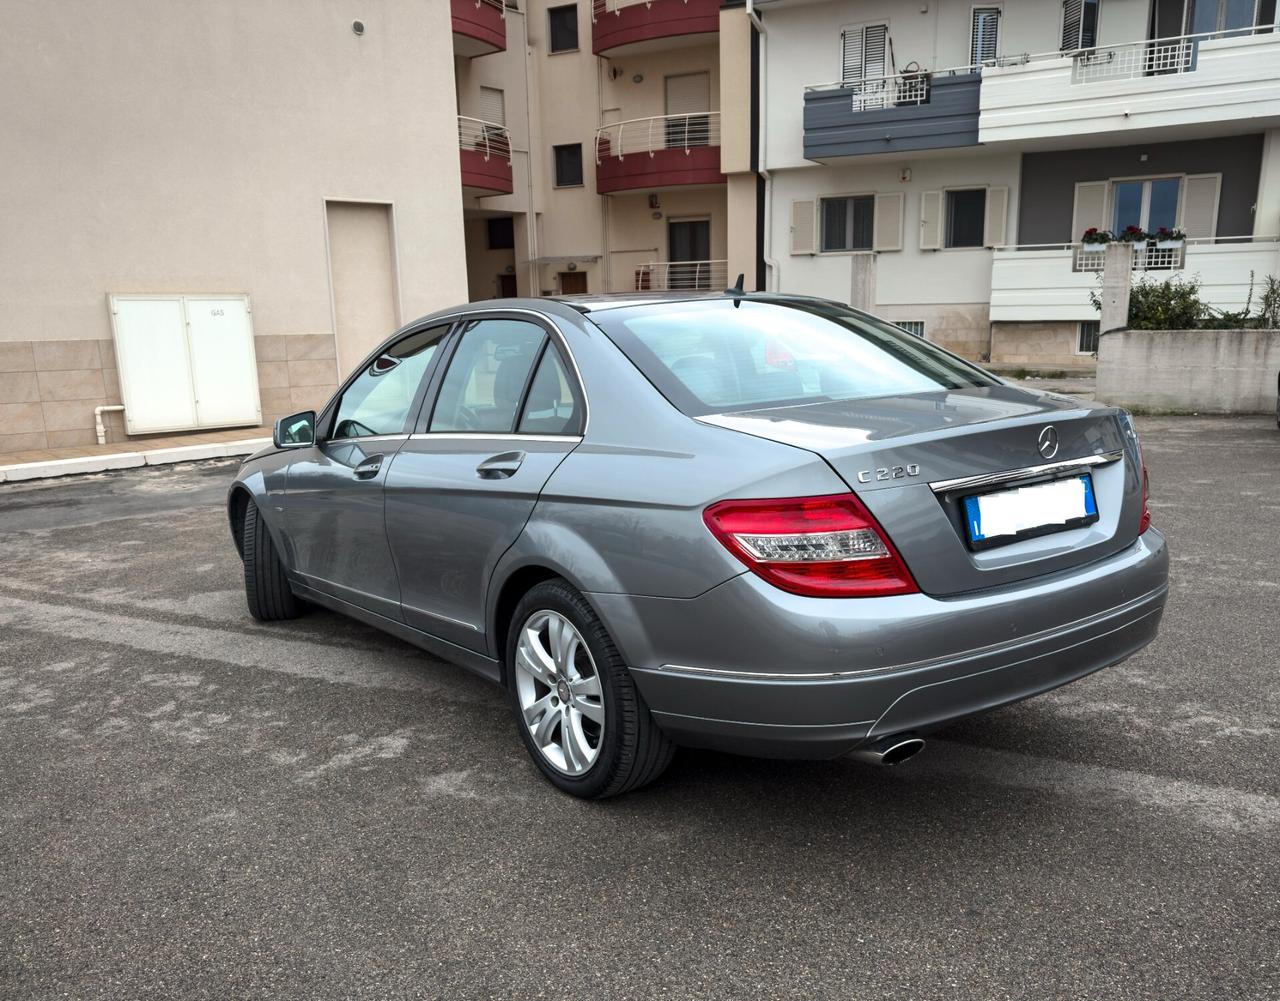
[769,151,1022,306]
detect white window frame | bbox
[817,192,878,255]
[969,4,1002,66]
[1104,173,1186,233]
[547,3,580,54]
[1060,0,1102,51]
[941,186,989,251]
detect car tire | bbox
[507,579,675,799]
[242,500,303,622]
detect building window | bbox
[1061,0,1100,51]
[1077,321,1101,355]
[487,217,515,250]
[970,7,1001,65]
[896,320,926,338]
[820,195,874,252]
[945,189,987,248]
[553,144,583,187]
[840,23,889,83]
[548,5,579,53]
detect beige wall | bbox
[991,321,1097,369]
[606,189,729,290]
[0,0,467,453]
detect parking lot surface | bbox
[2,416,1278,1000]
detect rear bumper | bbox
[590,530,1168,759]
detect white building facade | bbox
[754,0,1280,365]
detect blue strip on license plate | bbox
[964,473,1098,545]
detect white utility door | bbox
[109,294,261,435]
[186,296,261,427]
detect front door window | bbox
[330,326,448,440]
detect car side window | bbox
[429,318,546,433]
[518,346,583,436]
[331,325,448,440]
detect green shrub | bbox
[1090,274,1207,330]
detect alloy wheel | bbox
[513,610,605,776]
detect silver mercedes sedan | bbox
[228,292,1168,798]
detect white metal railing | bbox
[457,116,511,162]
[1073,243,1184,271]
[633,259,727,292]
[1071,36,1195,82]
[986,24,1276,77]
[595,112,720,160]
[805,65,977,111]
[476,0,507,15]
[592,0,668,21]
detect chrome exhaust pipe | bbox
[850,735,925,766]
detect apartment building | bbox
[0,0,479,457]
[755,0,1280,364]
[452,0,757,300]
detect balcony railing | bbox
[806,65,977,112]
[457,116,511,162]
[591,0,652,18]
[989,236,1280,322]
[1072,243,1185,272]
[595,112,720,161]
[633,259,727,292]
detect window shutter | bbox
[1181,174,1221,239]
[841,27,863,82]
[478,86,505,126]
[863,24,888,78]
[873,193,904,252]
[1071,181,1108,239]
[1061,0,1082,50]
[984,186,1009,247]
[919,191,942,250]
[790,200,816,255]
[970,8,1001,65]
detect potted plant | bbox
[1118,224,1148,243]
[1154,226,1186,250]
[1080,227,1112,252]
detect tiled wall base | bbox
[0,334,338,455]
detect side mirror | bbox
[274,410,316,449]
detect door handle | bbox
[353,454,384,480]
[476,450,525,479]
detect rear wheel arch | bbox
[490,565,568,684]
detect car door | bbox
[383,312,585,653]
[283,322,453,620]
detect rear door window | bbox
[429,318,546,433]
[590,298,998,416]
[518,346,583,436]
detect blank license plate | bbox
[963,474,1098,550]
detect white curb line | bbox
[0,437,272,483]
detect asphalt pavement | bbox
[2,416,1278,1000]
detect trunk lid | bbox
[702,385,1142,596]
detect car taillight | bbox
[703,493,919,597]
[1120,411,1152,535]
[1139,464,1152,534]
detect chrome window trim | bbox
[322,433,411,446]
[928,449,1124,495]
[406,432,583,444]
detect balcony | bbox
[452,0,506,57]
[804,67,980,161]
[989,238,1280,322]
[594,113,724,194]
[630,259,728,292]
[590,0,721,56]
[980,27,1280,146]
[458,117,513,197]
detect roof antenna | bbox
[726,273,746,306]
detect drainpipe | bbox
[746,0,780,291]
[95,405,124,445]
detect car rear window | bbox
[590,298,1000,416]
